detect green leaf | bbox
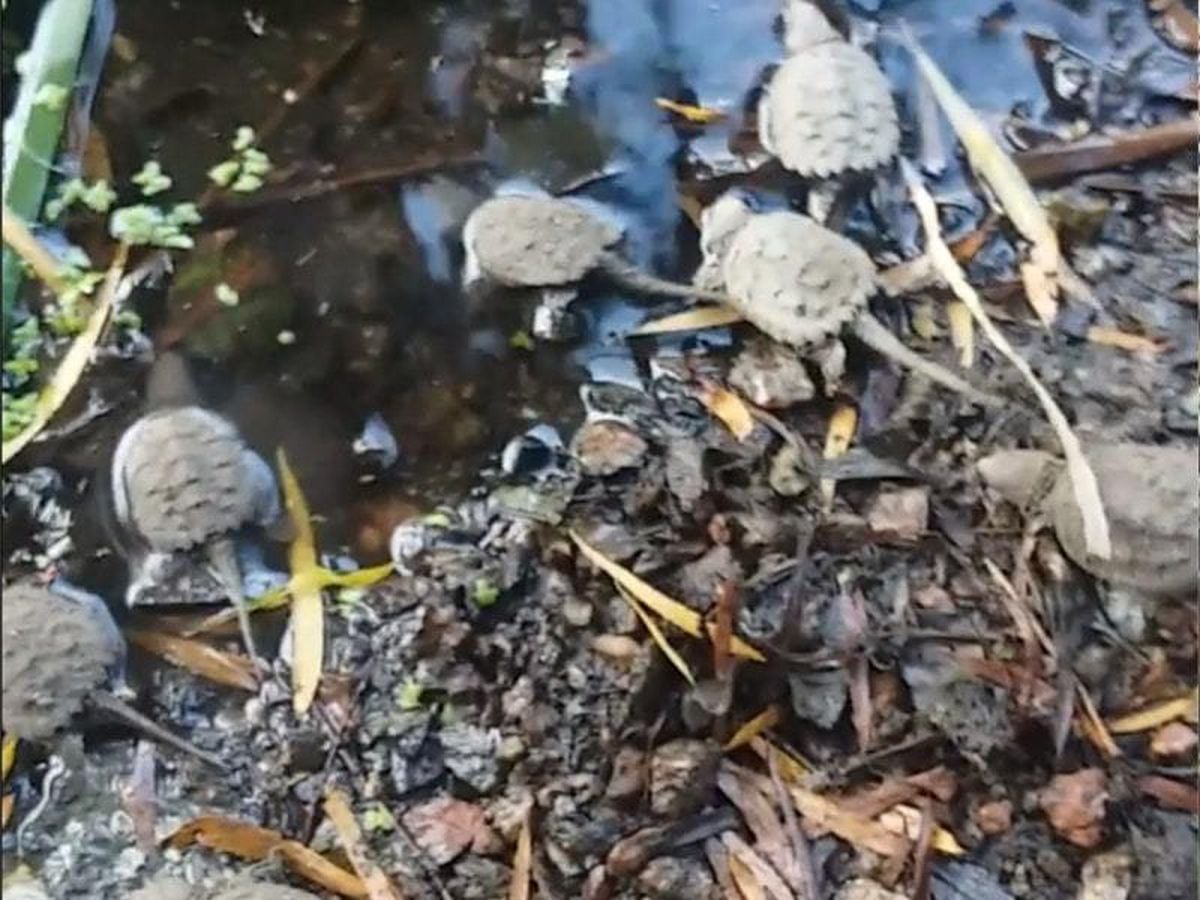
[396,678,424,711]
[232,125,256,152]
[471,578,500,608]
[131,160,172,196]
[207,160,239,188]
[230,173,263,193]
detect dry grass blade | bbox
[2,242,129,464]
[725,706,782,751]
[1108,689,1199,734]
[749,738,810,782]
[618,584,697,686]
[1,736,15,782]
[877,805,965,856]
[655,97,727,123]
[1,795,12,831]
[947,302,975,367]
[787,783,911,860]
[630,305,744,336]
[982,558,1054,658]
[699,382,756,441]
[902,161,1112,560]
[1,206,68,294]
[129,630,259,692]
[508,805,533,900]
[277,447,324,715]
[901,24,1062,326]
[166,815,367,897]
[571,530,765,662]
[722,831,795,900]
[324,788,405,900]
[1075,682,1121,759]
[727,849,768,900]
[1086,326,1165,355]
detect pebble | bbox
[571,420,648,476]
[636,855,719,900]
[865,486,930,541]
[649,738,720,817]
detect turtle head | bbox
[700,191,755,267]
[977,448,1061,510]
[145,350,201,410]
[782,1,841,53]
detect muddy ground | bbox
[1,0,1197,898]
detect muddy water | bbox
[11,0,1195,583]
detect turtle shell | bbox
[1048,443,1199,595]
[113,406,274,552]
[758,42,900,177]
[464,195,622,288]
[2,583,119,742]
[722,211,876,347]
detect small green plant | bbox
[396,678,424,711]
[361,804,396,833]
[131,160,172,197]
[471,578,500,608]
[207,126,273,193]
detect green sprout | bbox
[361,804,396,833]
[471,578,500,608]
[207,126,272,192]
[109,203,198,250]
[131,160,172,197]
[396,678,424,711]
[214,282,240,307]
[45,178,116,220]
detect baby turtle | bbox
[111,352,281,662]
[758,1,900,178]
[1,580,224,767]
[979,443,1199,596]
[462,194,732,303]
[701,193,998,405]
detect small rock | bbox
[439,722,501,793]
[452,857,513,900]
[728,337,815,408]
[664,438,706,511]
[865,486,929,540]
[973,799,1013,836]
[834,878,909,900]
[562,596,594,628]
[768,443,811,497]
[401,795,489,865]
[572,421,648,476]
[605,745,647,801]
[649,738,720,817]
[1039,768,1108,848]
[1150,722,1198,760]
[676,544,742,607]
[636,855,718,900]
[126,876,194,900]
[1078,848,1134,900]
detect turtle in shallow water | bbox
[699,192,999,405]
[1,580,224,767]
[110,352,281,663]
[461,193,732,304]
[978,442,1199,597]
[758,1,900,179]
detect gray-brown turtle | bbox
[1,580,224,767]
[978,442,1199,596]
[110,352,281,662]
[758,1,900,179]
[700,192,999,405]
[462,194,732,303]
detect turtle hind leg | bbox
[851,313,1003,408]
[205,536,263,668]
[598,252,735,304]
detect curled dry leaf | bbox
[655,97,727,124]
[698,382,756,441]
[166,815,366,897]
[1107,689,1199,734]
[903,161,1112,561]
[724,706,783,751]
[129,630,259,692]
[629,304,744,336]
[323,789,404,900]
[1038,769,1108,848]
[902,25,1062,326]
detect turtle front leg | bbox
[124,550,176,608]
[811,336,847,397]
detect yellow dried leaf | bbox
[630,305,744,336]
[749,737,810,782]
[1076,682,1121,759]
[1086,326,1165,355]
[726,850,766,900]
[724,706,782,752]
[508,806,533,900]
[820,404,857,510]
[903,26,1061,326]
[571,531,765,662]
[947,301,975,367]
[1,735,15,782]
[699,383,755,441]
[618,585,696,685]
[787,783,911,859]
[328,563,395,588]
[167,815,367,897]
[278,448,317,571]
[1,794,12,830]
[1108,689,1199,734]
[878,804,966,856]
[278,448,323,715]
[654,97,727,124]
[129,630,259,692]
[902,161,1112,561]
[323,789,404,900]
[3,243,129,464]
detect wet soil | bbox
[2,0,1197,898]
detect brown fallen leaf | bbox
[128,630,259,692]
[166,815,366,897]
[508,805,532,900]
[324,789,404,900]
[1014,118,1200,183]
[0,795,12,830]
[629,305,744,336]
[1086,326,1166,355]
[724,706,782,752]
[655,97,727,124]
[698,382,756,442]
[1038,769,1108,848]
[1107,689,1199,733]
[1137,775,1200,813]
[571,531,765,662]
[400,795,490,866]
[1147,0,1200,52]
[877,804,965,856]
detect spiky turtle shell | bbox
[463,195,623,288]
[112,406,278,553]
[2,583,120,742]
[722,210,876,347]
[1048,443,1199,596]
[758,41,900,177]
